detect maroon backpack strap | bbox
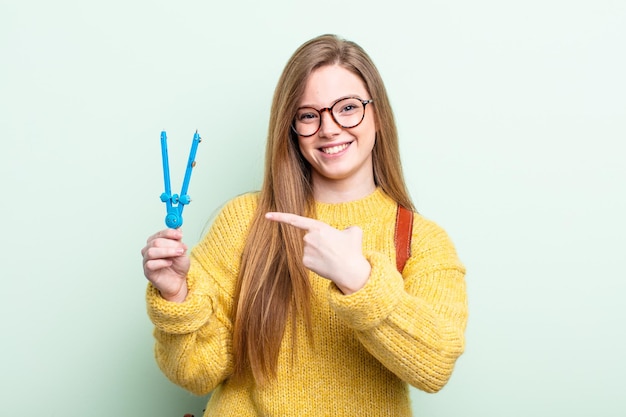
[395,204,414,273]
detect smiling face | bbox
[295,64,377,198]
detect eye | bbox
[341,104,357,112]
[335,99,362,115]
[296,109,319,123]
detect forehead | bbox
[300,65,369,106]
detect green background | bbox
[2,0,624,416]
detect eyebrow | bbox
[297,95,365,109]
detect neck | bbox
[311,175,376,203]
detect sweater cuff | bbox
[327,251,404,331]
[146,280,213,335]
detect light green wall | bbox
[2,1,625,416]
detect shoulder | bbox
[408,213,465,271]
[195,192,259,253]
[212,192,259,229]
[411,213,449,242]
[411,213,456,249]
[222,191,259,214]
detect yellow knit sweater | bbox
[146,188,467,417]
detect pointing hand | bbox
[265,212,371,294]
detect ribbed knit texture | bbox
[146,188,467,417]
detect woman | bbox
[141,34,467,417]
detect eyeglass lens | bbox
[293,97,368,137]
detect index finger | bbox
[147,228,183,243]
[265,212,324,231]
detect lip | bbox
[318,141,353,156]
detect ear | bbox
[372,106,380,134]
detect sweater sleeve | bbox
[145,195,255,395]
[327,216,467,393]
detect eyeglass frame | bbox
[291,97,374,138]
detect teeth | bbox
[321,143,349,155]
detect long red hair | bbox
[232,34,414,385]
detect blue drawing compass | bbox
[159,130,201,228]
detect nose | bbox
[318,108,341,138]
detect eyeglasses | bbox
[291,97,373,137]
